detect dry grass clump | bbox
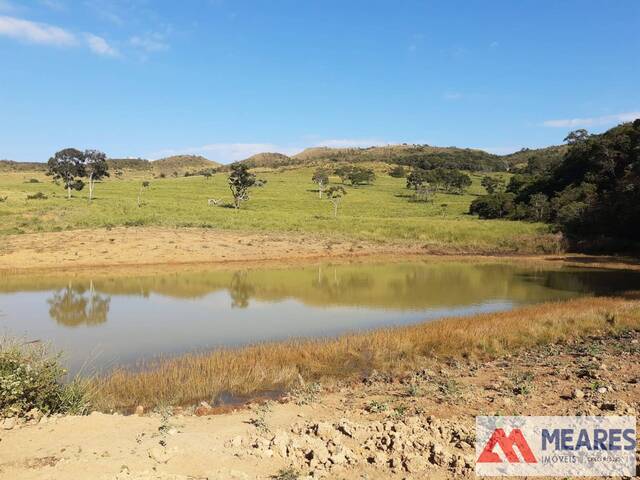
[93,296,640,411]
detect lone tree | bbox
[312,167,330,198]
[47,148,86,199]
[347,167,375,186]
[138,181,150,207]
[84,149,109,201]
[325,186,346,218]
[481,176,505,194]
[406,169,430,193]
[228,162,255,209]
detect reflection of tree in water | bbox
[229,271,255,308]
[47,282,111,327]
[311,266,374,300]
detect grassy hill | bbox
[0,164,554,253]
[239,152,294,169]
[290,144,508,172]
[0,160,47,173]
[151,155,220,175]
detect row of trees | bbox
[470,120,640,249]
[406,167,472,201]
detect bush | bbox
[26,192,47,200]
[469,192,516,219]
[388,165,406,178]
[0,339,92,417]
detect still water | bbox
[1,261,639,374]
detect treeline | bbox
[309,146,508,172]
[470,121,640,250]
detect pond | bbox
[1,260,639,375]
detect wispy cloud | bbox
[443,91,463,101]
[0,15,119,58]
[85,33,118,56]
[130,32,168,52]
[543,111,640,128]
[0,0,16,12]
[39,0,65,11]
[0,15,76,46]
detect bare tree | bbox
[325,186,346,218]
[138,181,150,207]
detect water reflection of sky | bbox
[1,262,639,375]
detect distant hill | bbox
[502,145,568,172]
[239,152,295,168]
[288,144,508,172]
[107,158,152,172]
[108,155,221,176]
[0,144,572,175]
[0,160,47,172]
[152,155,220,174]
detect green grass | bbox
[0,165,552,251]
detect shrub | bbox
[26,192,47,200]
[25,178,40,184]
[0,339,92,417]
[469,193,516,219]
[389,165,406,178]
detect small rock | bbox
[600,402,616,412]
[572,388,585,400]
[26,408,43,423]
[134,405,144,416]
[2,417,16,430]
[597,387,607,394]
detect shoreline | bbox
[2,328,638,479]
[1,226,639,276]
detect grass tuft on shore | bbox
[93,296,640,411]
[0,338,93,418]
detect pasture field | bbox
[0,165,552,253]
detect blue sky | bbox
[1,0,638,163]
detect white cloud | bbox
[543,111,640,128]
[0,15,119,58]
[85,33,118,56]
[0,15,76,46]
[130,32,168,52]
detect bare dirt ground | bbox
[2,330,638,480]
[0,227,425,273]
[1,227,639,275]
